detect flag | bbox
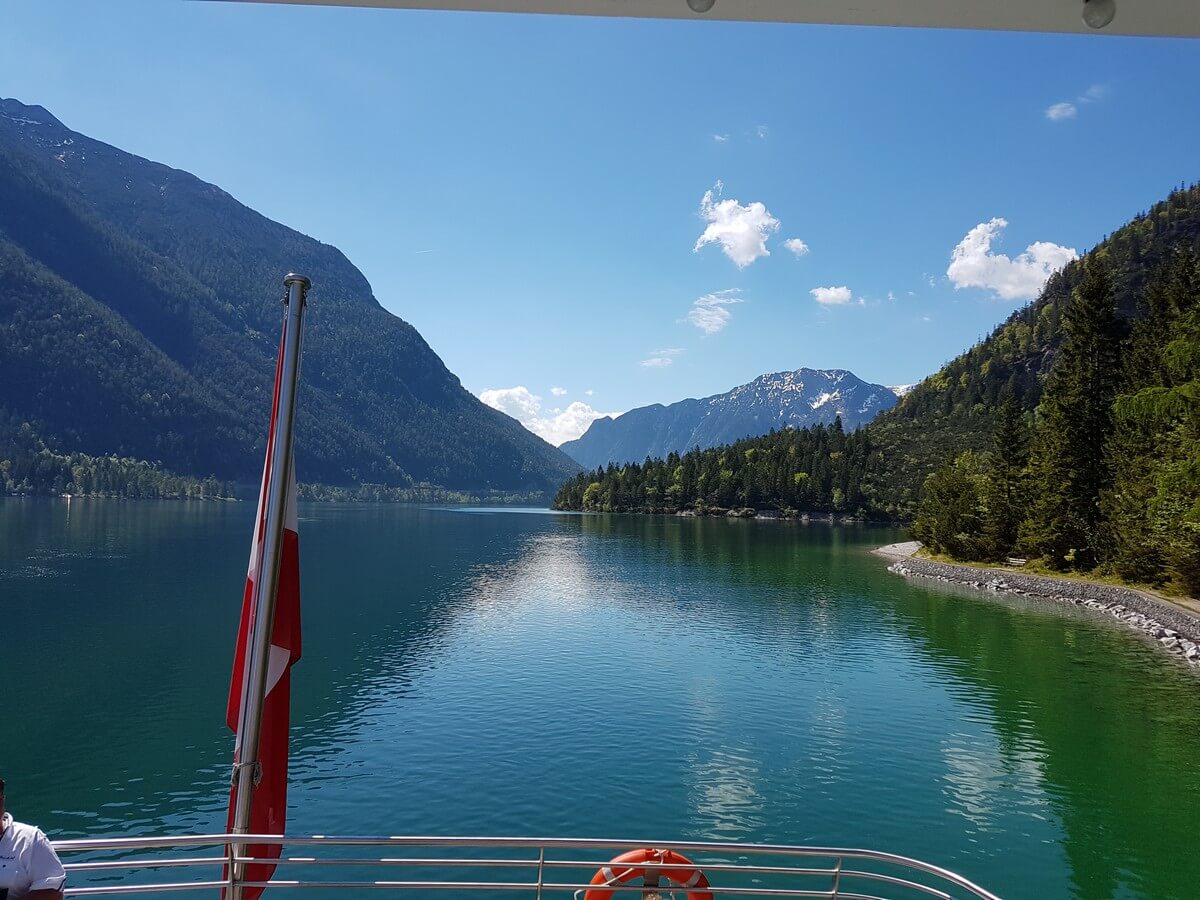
[225,332,302,900]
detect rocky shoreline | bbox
[880,548,1200,669]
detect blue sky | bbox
[3,2,1199,444]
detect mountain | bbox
[560,368,897,469]
[864,182,1200,521]
[0,98,579,495]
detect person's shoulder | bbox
[7,818,51,845]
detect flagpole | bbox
[230,273,309,899]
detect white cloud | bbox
[713,133,730,143]
[550,386,567,396]
[693,182,781,268]
[478,385,541,422]
[1046,85,1109,122]
[783,238,810,257]
[685,290,743,334]
[584,389,594,396]
[1045,102,1077,121]
[640,347,684,368]
[887,291,896,302]
[479,385,619,446]
[756,124,769,139]
[810,285,853,306]
[537,402,621,445]
[947,218,1078,302]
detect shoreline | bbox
[556,506,904,524]
[875,543,1200,668]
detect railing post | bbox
[535,846,545,900]
[228,273,310,900]
[226,840,236,898]
[831,855,842,898]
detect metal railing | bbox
[54,834,1002,899]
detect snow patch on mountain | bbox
[561,368,899,469]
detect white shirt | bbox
[0,813,66,898]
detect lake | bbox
[3,498,1199,899]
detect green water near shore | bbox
[3,498,1199,898]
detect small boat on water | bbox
[42,1,1198,897]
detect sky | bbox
[2,2,1199,445]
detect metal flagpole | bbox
[229,273,309,899]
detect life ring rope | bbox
[583,848,713,900]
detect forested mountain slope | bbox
[0,98,579,493]
[867,183,1200,520]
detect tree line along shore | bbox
[0,424,545,505]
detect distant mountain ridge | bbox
[560,368,898,469]
[0,98,579,494]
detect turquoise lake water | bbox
[3,499,1199,898]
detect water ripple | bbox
[5,503,1200,899]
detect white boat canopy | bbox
[243,0,1198,38]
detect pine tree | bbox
[983,395,1028,558]
[1024,257,1122,569]
[912,451,988,559]
[1108,249,1200,590]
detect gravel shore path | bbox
[877,545,1200,668]
[872,541,922,559]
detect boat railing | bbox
[53,833,1002,899]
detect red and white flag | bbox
[225,334,302,900]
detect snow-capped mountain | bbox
[560,368,899,469]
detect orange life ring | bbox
[583,848,713,900]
